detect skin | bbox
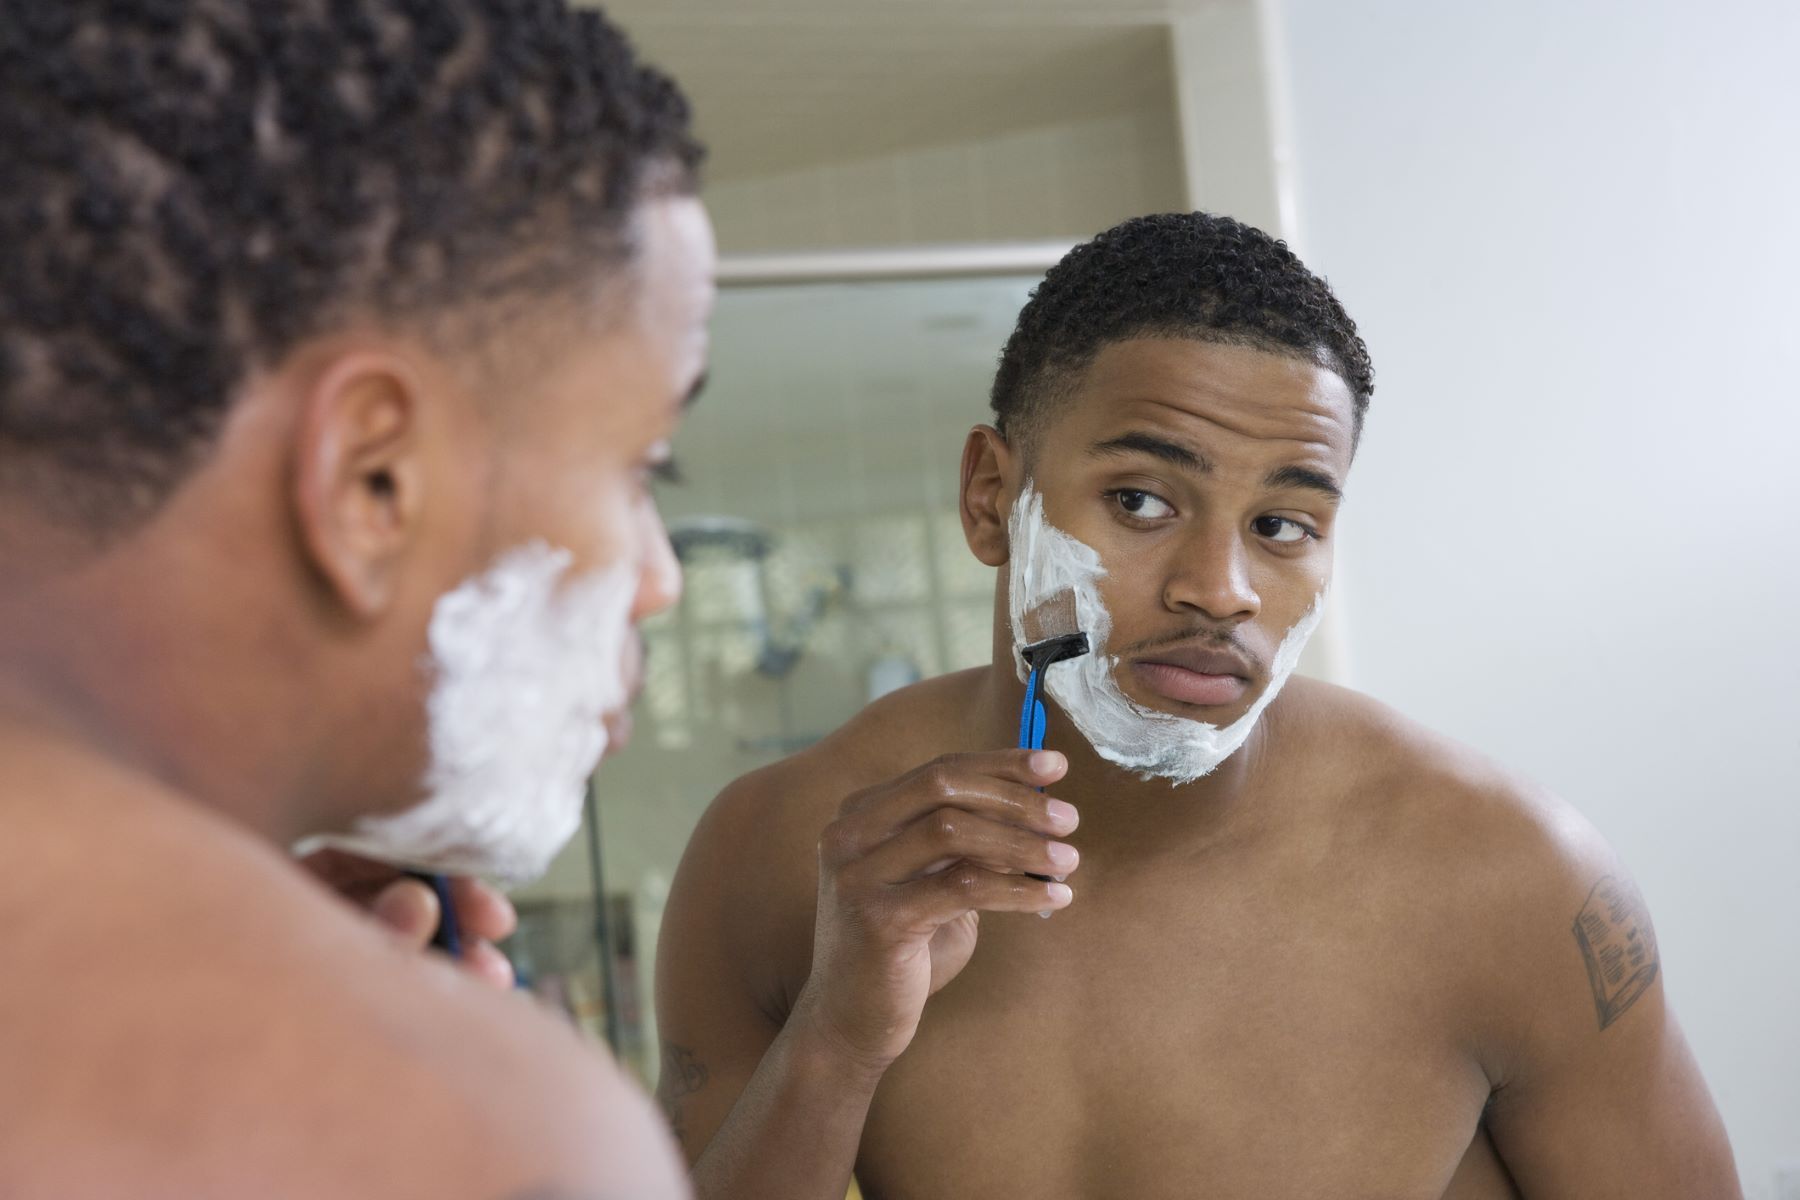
[0,194,715,1200]
[657,338,1741,1199]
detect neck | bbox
[0,550,327,846]
[0,659,313,849]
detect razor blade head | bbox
[1021,631,1091,674]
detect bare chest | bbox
[855,868,1505,1200]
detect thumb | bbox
[370,876,440,947]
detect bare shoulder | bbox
[1278,675,1616,880]
[1277,678,1659,1062]
[0,779,683,1200]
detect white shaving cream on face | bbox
[1008,482,1325,786]
[309,541,634,883]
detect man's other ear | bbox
[291,353,430,620]
[959,424,1016,568]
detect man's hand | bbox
[792,748,1079,1073]
[298,848,519,988]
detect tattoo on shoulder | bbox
[656,1041,710,1142]
[1571,875,1660,1031]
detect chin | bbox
[600,707,635,754]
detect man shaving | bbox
[0,1,713,1195]
[658,214,1740,1198]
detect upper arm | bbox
[653,773,806,1164]
[1480,817,1739,1198]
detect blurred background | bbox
[500,1,1800,1194]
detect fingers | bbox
[856,806,1078,885]
[461,938,517,989]
[826,750,1078,863]
[371,876,439,944]
[840,749,1068,818]
[891,864,1074,926]
[448,876,518,943]
[366,876,517,989]
[311,848,515,942]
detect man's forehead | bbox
[629,196,716,386]
[634,197,716,313]
[1061,336,1356,462]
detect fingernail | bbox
[1045,799,1078,830]
[1047,882,1074,906]
[1047,842,1078,871]
[1030,750,1065,776]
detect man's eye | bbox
[1108,489,1175,520]
[1253,515,1312,544]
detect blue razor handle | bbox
[1016,632,1090,883]
[406,871,464,960]
[1017,632,1091,754]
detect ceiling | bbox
[585,0,1220,181]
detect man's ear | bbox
[960,424,1015,568]
[290,353,429,619]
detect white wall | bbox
[707,106,1185,253]
[1275,0,1800,1192]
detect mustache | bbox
[1113,626,1265,672]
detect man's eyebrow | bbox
[1264,464,1343,500]
[1092,431,1343,499]
[1088,431,1212,474]
[679,370,709,410]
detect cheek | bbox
[1092,568,1149,639]
[562,488,641,576]
[1082,532,1162,621]
[491,465,640,576]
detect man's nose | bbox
[631,499,683,622]
[1163,518,1260,624]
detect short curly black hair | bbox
[991,212,1373,452]
[0,0,702,531]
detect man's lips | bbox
[1128,643,1256,708]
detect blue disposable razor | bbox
[407,871,463,959]
[1017,632,1090,882]
[1017,632,1092,755]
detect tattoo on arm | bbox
[656,1041,710,1143]
[1571,875,1660,1031]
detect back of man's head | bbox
[0,0,715,873]
[0,0,702,533]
